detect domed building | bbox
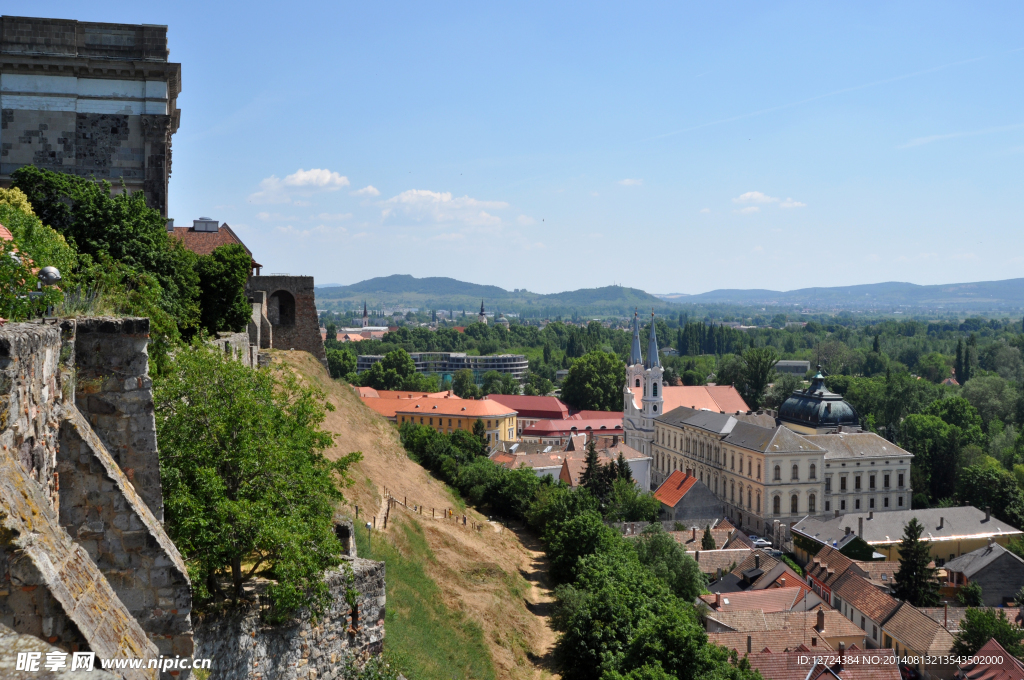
[778,367,860,435]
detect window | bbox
[825,477,831,492]
[841,500,846,510]
[429,418,433,426]
[840,477,847,491]
[884,497,890,507]
[774,465,781,481]
[791,495,799,514]
[747,459,751,476]
[747,488,752,508]
[487,433,491,441]
[855,476,861,490]
[860,616,866,630]
[809,463,816,480]
[652,382,658,397]
[635,378,640,387]
[757,492,761,513]
[792,464,799,481]
[869,498,875,509]
[773,495,781,515]
[872,625,877,639]
[730,480,735,502]
[855,499,861,510]
[898,496,903,507]
[898,473,904,487]
[884,474,890,488]
[870,475,876,489]
[731,454,735,470]
[487,420,492,428]
[808,494,816,513]
[757,464,761,480]
[825,500,830,512]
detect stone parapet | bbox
[193,558,386,680]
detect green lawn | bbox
[355,516,495,680]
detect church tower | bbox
[479,300,488,324]
[361,301,368,328]
[623,311,664,462]
[641,312,665,425]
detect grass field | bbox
[355,514,496,680]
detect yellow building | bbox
[396,398,517,443]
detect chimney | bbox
[780,576,786,587]
[838,641,845,667]
[858,517,864,536]
[715,592,722,608]
[695,551,700,562]
[985,506,991,521]
[755,555,760,569]
[944,603,948,629]
[692,527,697,541]
[747,635,752,654]
[939,517,944,530]
[717,567,723,580]
[816,608,825,632]
[869,511,873,520]
[845,526,851,536]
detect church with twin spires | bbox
[623,311,665,460]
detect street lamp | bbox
[365,522,372,555]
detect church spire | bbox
[645,310,661,369]
[630,309,643,366]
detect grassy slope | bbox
[270,350,558,680]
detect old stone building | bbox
[0,16,181,216]
[247,275,328,367]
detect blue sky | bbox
[29,1,1024,294]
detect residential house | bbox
[700,584,826,614]
[918,606,1024,634]
[944,540,1024,606]
[805,545,858,602]
[792,507,1024,565]
[830,571,899,649]
[357,388,460,423]
[745,649,900,680]
[484,395,568,434]
[521,416,624,446]
[707,609,868,652]
[686,549,752,577]
[653,470,724,520]
[956,638,1024,680]
[556,441,651,490]
[881,602,956,680]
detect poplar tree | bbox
[702,525,716,550]
[955,339,965,383]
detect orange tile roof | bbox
[0,224,13,242]
[831,571,898,623]
[573,410,625,420]
[700,588,808,613]
[485,395,569,419]
[883,602,955,656]
[807,546,857,589]
[523,418,623,436]
[370,390,457,399]
[709,630,835,655]
[395,397,516,418]
[745,649,900,680]
[653,470,698,507]
[686,549,752,574]
[626,384,751,413]
[171,224,255,258]
[959,638,1024,680]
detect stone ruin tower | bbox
[246,275,328,368]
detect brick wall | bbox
[246,276,327,366]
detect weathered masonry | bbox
[0,16,181,216]
[0,319,191,680]
[247,275,328,368]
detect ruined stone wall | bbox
[0,17,181,216]
[246,276,327,366]
[210,332,257,370]
[73,318,162,522]
[193,558,385,680]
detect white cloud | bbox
[351,185,381,197]
[315,212,353,221]
[383,189,509,227]
[732,191,778,204]
[517,215,536,226]
[619,178,643,186]
[780,198,807,208]
[248,168,350,204]
[256,211,297,221]
[700,208,711,214]
[735,206,761,214]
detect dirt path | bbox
[507,524,559,678]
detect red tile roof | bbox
[744,649,900,680]
[0,224,13,242]
[653,470,698,507]
[485,394,569,420]
[958,638,1024,680]
[171,224,256,260]
[523,418,623,437]
[626,384,751,413]
[573,410,625,420]
[807,545,857,589]
[700,588,809,613]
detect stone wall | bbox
[73,318,162,521]
[246,276,326,367]
[211,332,257,370]
[193,558,385,680]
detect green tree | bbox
[561,350,626,411]
[547,510,618,584]
[891,517,940,607]
[740,346,779,408]
[956,581,984,607]
[605,478,659,523]
[962,375,1017,431]
[452,368,478,398]
[924,396,986,449]
[957,464,1024,528]
[631,524,706,601]
[524,373,555,396]
[917,352,950,383]
[763,373,799,410]
[701,525,716,550]
[952,608,1024,657]
[472,418,487,443]
[154,344,360,621]
[325,347,356,380]
[195,243,252,334]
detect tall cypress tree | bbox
[892,517,941,606]
[955,339,965,383]
[616,452,632,482]
[873,334,881,353]
[580,440,602,489]
[701,525,716,550]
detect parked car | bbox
[751,538,772,549]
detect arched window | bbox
[714,477,719,494]
[730,480,735,502]
[774,465,781,481]
[747,459,751,476]
[756,492,761,513]
[773,495,781,515]
[652,382,659,397]
[791,494,799,514]
[810,463,817,480]
[747,488,752,509]
[808,494,816,513]
[757,463,761,480]
[792,464,799,481]
[635,378,640,387]
[268,290,296,326]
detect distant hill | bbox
[314,275,667,315]
[681,279,1024,310]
